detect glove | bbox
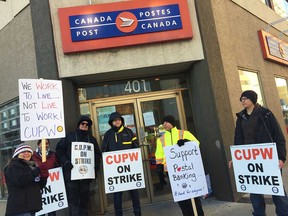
[38,163,49,178]
[64,161,74,170]
[177,139,190,147]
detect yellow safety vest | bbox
[155,126,199,171]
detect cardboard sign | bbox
[58,0,193,53]
[230,143,284,196]
[18,79,65,141]
[164,142,208,202]
[103,148,145,193]
[71,142,95,180]
[36,168,68,215]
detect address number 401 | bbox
[124,80,148,93]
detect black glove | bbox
[177,139,190,147]
[64,161,74,170]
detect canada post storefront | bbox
[46,0,227,214]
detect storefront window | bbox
[0,99,21,199]
[275,77,288,134]
[238,69,264,105]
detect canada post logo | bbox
[69,4,182,42]
[58,0,193,53]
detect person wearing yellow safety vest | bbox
[155,115,204,216]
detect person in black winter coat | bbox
[232,90,288,216]
[56,115,101,216]
[102,112,141,216]
[4,143,49,216]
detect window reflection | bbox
[275,77,288,134]
[238,69,264,105]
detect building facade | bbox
[0,0,288,214]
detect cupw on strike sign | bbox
[230,143,284,196]
[102,148,145,193]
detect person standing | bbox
[33,139,59,216]
[233,90,288,216]
[56,115,101,216]
[4,143,49,216]
[102,112,141,216]
[155,115,204,216]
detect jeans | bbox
[250,193,288,216]
[66,180,90,216]
[113,190,141,216]
[178,197,204,216]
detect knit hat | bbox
[240,90,258,104]
[13,143,33,158]
[77,115,92,128]
[163,115,176,127]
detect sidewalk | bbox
[104,195,276,216]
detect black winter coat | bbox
[56,129,102,181]
[4,158,46,215]
[234,105,286,162]
[102,126,139,152]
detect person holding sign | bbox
[32,139,59,216]
[155,115,204,216]
[4,143,49,216]
[56,115,101,216]
[232,90,288,215]
[102,112,141,216]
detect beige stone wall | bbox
[49,0,204,79]
[0,6,38,104]
[211,0,288,123]
[0,0,29,30]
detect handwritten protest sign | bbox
[71,142,95,180]
[18,79,65,141]
[36,167,68,215]
[164,141,208,202]
[230,143,284,196]
[103,148,145,193]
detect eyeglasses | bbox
[80,122,89,126]
[240,97,249,102]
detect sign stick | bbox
[41,138,46,162]
[191,198,198,216]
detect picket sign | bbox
[230,143,284,196]
[164,141,208,215]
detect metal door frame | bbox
[88,89,187,213]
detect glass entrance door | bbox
[91,92,186,212]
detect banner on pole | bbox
[36,167,68,215]
[230,143,284,196]
[103,148,145,193]
[164,141,208,202]
[71,142,95,180]
[18,79,65,141]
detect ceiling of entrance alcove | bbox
[68,61,195,85]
